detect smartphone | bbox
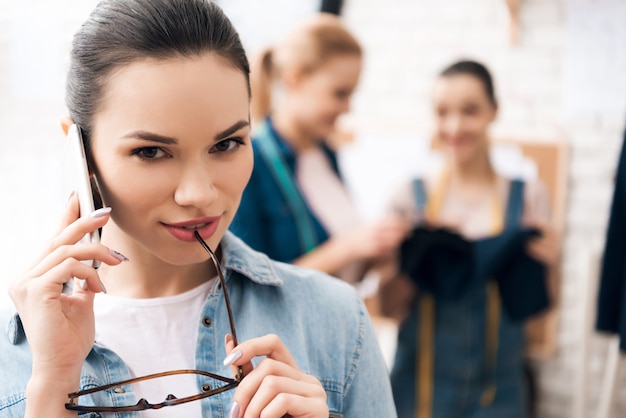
[61,124,103,265]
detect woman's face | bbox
[89,54,252,266]
[289,54,362,140]
[432,73,497,165]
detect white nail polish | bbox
[228,401,240,418]
[91,207,112,218]
[223,349,242,366]
[109,249,129,262]
[66,191,76,206]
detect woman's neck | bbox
[447,150,496,186]
[97,224,217,298]
[271,107,317,152]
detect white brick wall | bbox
[1,0,625,417]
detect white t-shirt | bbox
[93,279,214,417]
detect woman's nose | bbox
[443,115,463,137]
[173,162,218,208]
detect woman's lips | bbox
[162,217,221,242]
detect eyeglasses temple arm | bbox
[193,231,239,347]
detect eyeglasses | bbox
[65,231,245,413]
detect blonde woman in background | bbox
[230,14,409,284]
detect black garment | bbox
[596,127,626,351]
[320,0,343,15]
[400,227,549,322]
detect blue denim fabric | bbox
[230,118,341,262]
[391,286,525,418]
[391,179,528,418]
[0,232,396,417]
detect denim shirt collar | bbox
[220,231,284,287]
[4,231,282,345]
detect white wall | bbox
[1,0,626,417]
[0,1,100,307]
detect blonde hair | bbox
[250,13,362,124]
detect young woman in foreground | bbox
[0,1,395,417]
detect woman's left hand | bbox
[524,220,560,267]
[224,334,329,418]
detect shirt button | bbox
[202,316,212,327]
[202,383,212,392]
[114,387,125,394]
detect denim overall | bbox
[391,178,527,418]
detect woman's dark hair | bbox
[66,0,250,151]
[439,60,497,107]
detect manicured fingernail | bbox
[224,334,232,346]
[227,401,239,418]
[79,279,88,290]
[99,280,107,294]
[91,207,111,218]
[66,191,76,205]
[223,349,242,366]
[109,249,129,262]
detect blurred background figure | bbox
[229,13,409,284]
[379,60,560,418]
[592,120,626,418]
[596,121,626,350]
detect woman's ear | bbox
[489,103,499,123]
[60,116,74,136]
[283,67,306,90]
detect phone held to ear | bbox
[61,124,103,267]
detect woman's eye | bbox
[211,138,244,154]
[132,147,167,160]
[335,90,349,100]
[462,104,480,116]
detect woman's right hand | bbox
[9,195,126,379]
[345,215,411,261]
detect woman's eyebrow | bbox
[122,131,177,145]
[121,120,249,145]
[214,120,249,141]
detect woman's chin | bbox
[448,148,478,165]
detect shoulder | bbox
[271,260,361,307]
[224,231,366,331]
[522,178,549,203]
[503,177,551,222]
[386,175,437,224]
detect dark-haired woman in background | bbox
[380,60,559,418]
[0,1,395,417]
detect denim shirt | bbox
[230,118,342,262]
[0,232,396,417]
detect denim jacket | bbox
[0,232,396,417]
